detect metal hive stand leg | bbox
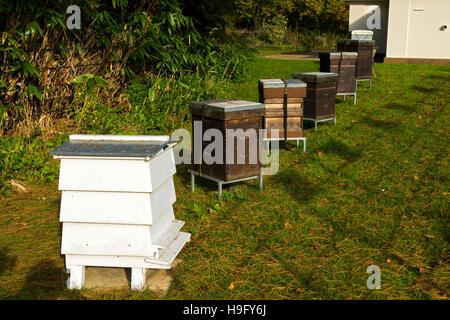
[191,171,195,193]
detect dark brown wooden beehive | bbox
[319,52,358,94]
[337,40,375,80]
[291,72,338,120]
[258,79,307,139]
[189,99,265,182]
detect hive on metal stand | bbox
[319,52,358,104]
[337,39,376,88]
[49,135,190,291]
[291,72,339,130]
[188,99,265,198]
[258,79,307,151]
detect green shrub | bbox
[74,74,234,136]
[262,15,288,45]
[0,135,67,195]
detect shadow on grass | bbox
[409,85,437,93]
[176,163,263,195]
[426,74,450,81]
[382,102,416,113]
[270,169,322,204]
[0,247,17,276]
[303,119,335,130]
[12,259,66,299]
[318,138,361,163]
[361,115,399,130]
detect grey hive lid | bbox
[188,98,233,109]
[283,79,307,87]
[258,79,284,88]
[291,72,339,80]
[259,79,306,88]
[49,135,176,158]
[189,99,265,113]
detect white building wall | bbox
[405,0,450,59]
[348,1,389,54]
[348,0,450,60]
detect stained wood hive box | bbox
[189,99,265,182]
[258,79,307,139]
[291,72,338,120]
[319,52,358,94]
[337,39,375,79]
[49,135,191,291]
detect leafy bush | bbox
[298,30,340,51]
[75,74,234,135]
[0,135,66,196]
[262,15,288,45]
[0,0,255,196]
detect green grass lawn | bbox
[0,58,448,300]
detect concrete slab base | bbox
[83,259,182,295]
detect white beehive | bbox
[351,30,373,40]
[50,134,190,290]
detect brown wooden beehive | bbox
[258,79,307,139]
[336,40,375,79]
[319,52,358,94]
[291,72,338,120]
[188,99,265,182]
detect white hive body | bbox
[50,134,190,290]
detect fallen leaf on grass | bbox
[386,259,392,264]
[228,282,234,290]
[10,180,30,193]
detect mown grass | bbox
[0,58,448,300]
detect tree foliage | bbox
[180,0,348,34]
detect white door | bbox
[407,0,450,59]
